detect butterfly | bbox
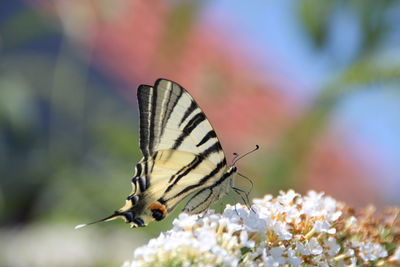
[76,79,256,229]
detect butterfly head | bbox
[229,165,238,174]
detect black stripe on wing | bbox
[138,79,227,158]
[137,85,153,157]
[159,85,173,138]
[179,100,197,127]
[154,79,184,146]
[164,142,226,194]
[149,86,157,155]
[137,79,229,208]
[196,130,217,147]
[159,84,183,139]
[162,158,227,204]
[137,80,184,156]
[172,113,206,150]
[183,167,236,214]
[185,187,214,213]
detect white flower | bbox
[329,211,342,221]
[296,240,310,256]
[309,237,324,255]
[277,189,299,205]
[302,191,341,222]
[283,204,302,224]
[240,230,255,248]
[272,221,292,240]
[357,242,388,262]
[302,191,325,217]
[324,237,340,256]
[313,220,336,234]
[287,248,302,266]
[223,204,247,224]
[173,213,198,230]
[346,216,358,228]
[263,246,286,266]
[219,217,242,234]
[123,190,395,267]
[312,254,329,267]
[252,194,273,206]
[296,238,323,256]
[244,210,267,233]
[270,246,287,264]
[194,229,217,252]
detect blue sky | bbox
[202,0,400,203]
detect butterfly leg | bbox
[225,192,240,216]
[232,186,255,214]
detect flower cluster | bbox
[123,190,399,266]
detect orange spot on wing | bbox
[149,201,168,216]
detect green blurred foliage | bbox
[162,1,200,58]
[0,7,57,48]
[262,0,400,191]
[0,49,141,226]
[298,0,398,56]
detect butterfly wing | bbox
[136,150,224,214]
[137,79,226,165]
[77,79,233,228]
[134,79,230,213]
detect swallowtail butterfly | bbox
[76,79,253,228]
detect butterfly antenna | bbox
[231,152,239,165]
[232,145,260,165]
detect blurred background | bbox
[1,0,400,266]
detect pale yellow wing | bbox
[76,79,234,229]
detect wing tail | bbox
[74,212,126,229]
